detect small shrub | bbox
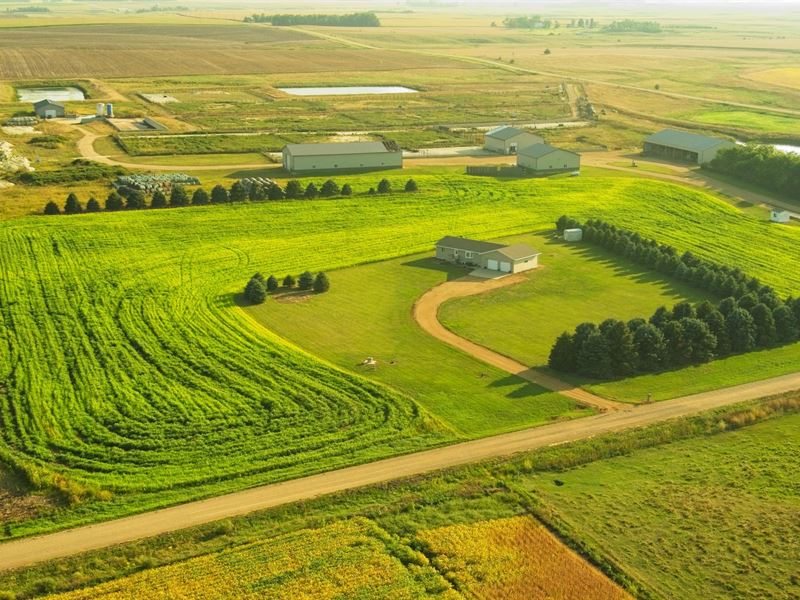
[341,183,353,196]
[43,201,60,215]
[283,274,296,288]
[377,178,391,194]
[404,178,418,192]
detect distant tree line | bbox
[244,271,330,304]
[549,216,800,379]
[707,144,800,199]
[17,159,126,186]
[502,16,597,29]
[244,12,380,26]
[603,20,661,33]
[43,178,419,215]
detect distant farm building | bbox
[517,143,580,173]
[436,236,540,273]
[484,126,544,155]
[282,141,402,173]
[771,209,791,223]
[33,99,65,119]
[643,129,735,164]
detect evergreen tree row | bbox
[244,12,380,27]
[244,271,330,305]
[556,215,775,301]
[550,216,800,379]
[43,178,419,215]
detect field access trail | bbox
[2,371,800,571]
[412,274,622,411]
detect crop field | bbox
[116,133,292,156]
[439,231,710,367]
[419,516,632,599]
[0,24,449,79]
[744,67,800,90]
[521,412,800,599]
[47,518,455,599]
[2,168,800,534]
[686,110,800,136]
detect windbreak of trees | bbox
[707,144,800,199]
[549,216,800,379]
[43,178,419,216]
[603,20,661,33]
[244,12,380,26]
[244,271,330,304]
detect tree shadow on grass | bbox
[487,374,555,399]
[400,257,471,281]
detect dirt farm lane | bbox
[412,274,623,411]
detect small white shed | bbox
[771,209,791,223]
[564,228,583,242]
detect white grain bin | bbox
[106,103,114,118]
[564,228,583,242]
[771,209,791,223]
[96,103,105,116]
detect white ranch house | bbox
[436,236,540,273]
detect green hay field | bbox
[522,412,800,599]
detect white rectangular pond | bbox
[17,87,86,102]
[279,86,418,97]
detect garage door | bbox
[487,259,499,270]
[499,262,512,273]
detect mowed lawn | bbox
[438,231,709,368]
[248,254,590,438]
[687,109,800,136]
[521,413,800,600]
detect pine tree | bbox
[85,197,101,212]
[304,182,318,199]
[268,183,285,200]
[662,320,690,366]
[211,184,229,204]
[192,188,210,205]
[726,308,756,353]
[404,178,418,192]
[377,178,391,194]
[170,185,189,207]
[313,272,330,293]
[601,320,637,376]
[105,191,124,211]
[125,190,146,210]
[702,309,730,356]
[229,181,247,202]
[64,193,82,214]
[298,271,314,290]
[285,180,302,199]
[548,332,576,372]
[282,274,296,288]
[320,179,339,197]
[43,201,60,215]
[576,331,613,379]
[749,303,777,347]
[773,305,799,344]
[266,275,279,292]
[150,189,167,208]
[341,183,353,196]
[633,323,666,372]
[244,277,267,304]
[680,318,717,363]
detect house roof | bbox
[644,129,733,153]
[283,141,397,157]
[436,236,504,254]
[485,126,538,141]
[491,243,541,261]
[33,99,64,109]
[518,143,578,159]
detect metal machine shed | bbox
[282,141,402,173]
[643,129,735,164]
